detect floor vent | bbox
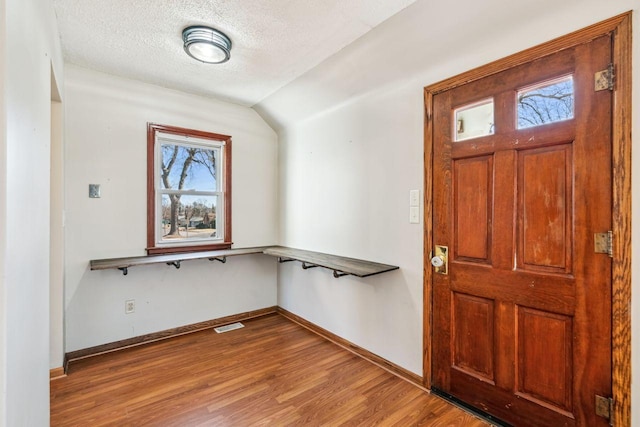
[214,322,245,334]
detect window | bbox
[454,98,495,141]
[147,123,231,254]
[517,75,574,129]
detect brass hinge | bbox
[595,394,613,425]
[594,231,613,257]
[595,63,614,91]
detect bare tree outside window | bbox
[161,145,196,236]
[160,144,219,239]
[517,77,574,129]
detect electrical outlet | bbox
[125,299,135,314]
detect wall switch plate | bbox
[409,189,420,207]
[89,184,101,198]
[125,299,135,314]
[409,206,420,224]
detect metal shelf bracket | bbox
[301,262,318,270]
[167,261,181,269]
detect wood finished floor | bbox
[51,314,488,426]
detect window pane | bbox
[160,194,219,242]
[160,144,218,191]
[517,76,574,129]
[454,99,495,141]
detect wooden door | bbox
[431,35,612,426]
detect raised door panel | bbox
[452,293,495,383]
[518,145,573,274]
[454,156,493,263]
[517,307,573,413]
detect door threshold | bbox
[431,387,512,427]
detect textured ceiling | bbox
[52,0,416,106]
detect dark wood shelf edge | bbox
[89,245,400,279]
[263,246,399,278]
[90,246,272,272]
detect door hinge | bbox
[595,394,613,425]
[595,63,614,91]
[594,231,613,257]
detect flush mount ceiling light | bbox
[182,26,232,64]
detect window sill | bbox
[147,242,232,255]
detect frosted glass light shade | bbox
[182,26,232,64]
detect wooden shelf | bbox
[90,247,271,275]
[90,246,399,278]
[263,246,399,278]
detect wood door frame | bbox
[423,12,632,426]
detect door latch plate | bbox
[432,245,448,275]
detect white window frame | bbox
[154,132,225,248]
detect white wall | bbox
[259,1,639,418]
[63,65,279,352]
[50,95,64,369]
[1,0,64,424]
[0,0,6,422]
[277,81,424,373]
